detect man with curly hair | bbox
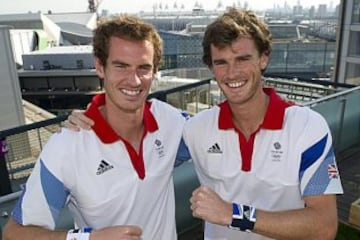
[4,15,185,240]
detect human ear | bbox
[260,53,269,70]
[94,57,105,79]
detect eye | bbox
[236,56,253,66]
[137,65,153,75]
[139,65,152,71]
[213,60,227,67]
[115,63,127,69]
[238,57,250,62]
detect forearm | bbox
[253,197,338,240]
[191,187,338,239]
[3,219,67,240]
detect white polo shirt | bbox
[183,88,343,240]
[12,94,185,240]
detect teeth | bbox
[227,82,244,88]
[121,89,140,96]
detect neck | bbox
[230,89,269,139]
[102,104,145,152]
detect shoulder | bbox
[38,128,101,179]
[149,99,187,122]
[41,128,93,158]
[185,106,220,131]
[189,105,219,121]
[149,98,178,111]
[46,128,84,145]
[285,105,328,126]
[285,105,332,145]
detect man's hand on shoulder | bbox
[61,109,94,131]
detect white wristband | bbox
[66,228,92,240]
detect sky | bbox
[0,0,339,15]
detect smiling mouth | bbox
[227,81,245,88]
[121,89,141,96]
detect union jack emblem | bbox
[328,164,339,179]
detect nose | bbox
[226,63,239,80]
[127,69,142,87]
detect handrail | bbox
[0,78,213,197]
[148,79,212,101]
[0,115,68,140]
[305,85,360,106]
[0,191,21,204]
[0,79,359,235]
[0,79,212,140]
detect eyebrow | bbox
[111,60,153,68]
[111,60,128,66]
[212,53,253,64]
[235,54,253,60]
[212,58,226,65]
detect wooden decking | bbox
[337,143,360,226]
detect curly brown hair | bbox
[202,8,272,67]
[93,15,162,71]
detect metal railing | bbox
[0,79,359,236]
[1,78,358,194]
[0,79,213,236]
[0,79,213,193]
[304,85,360,153]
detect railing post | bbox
[0,138,12,196]
[195,87,199,113]
[156,91,167,102]
[37,128,43,150]
[335,98,347,153]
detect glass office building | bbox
[335,0,360,85]
[158,29,335,80]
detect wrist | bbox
[228,203,256,232]
[66,227,92,240]
[225,202,234,226]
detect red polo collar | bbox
[217,88,293,172]
[84,93,159,179]
[218,88,293,131]
[85,93,158,143]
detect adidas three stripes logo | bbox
[96,160,114,175]
[207,143,223,153]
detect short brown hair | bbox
[202,8,272,67]
[93,15,162,71]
